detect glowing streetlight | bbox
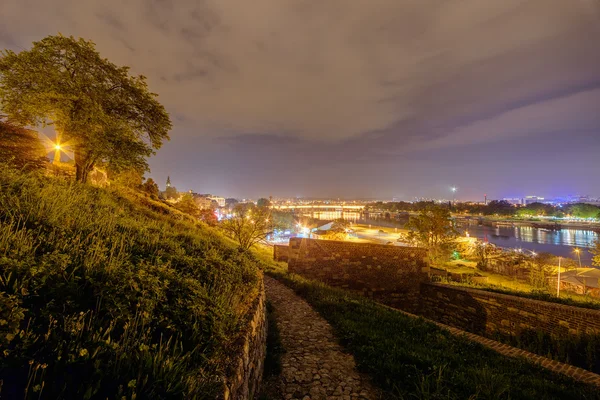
[574,248,582,271]
[54,144,62,151]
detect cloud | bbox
[2,0,599,145]
[2,0,600,198]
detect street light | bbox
[574,248,582,271]
[451,187,457,203]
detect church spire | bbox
[166,176,171,188]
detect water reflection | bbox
[465,224,598,264]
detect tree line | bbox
[368,200,600,219]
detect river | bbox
[461,224,598,265]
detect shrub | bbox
[0,166,260,399]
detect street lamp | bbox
[574,248,582,272]
[451,187,457,203]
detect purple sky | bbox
[1,0,600,200]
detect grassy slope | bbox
[264,267,600,400]
[0,167,261,399]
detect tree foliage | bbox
[592,240,600,268]
[567,203,600,219]
[528,253,556,290]
[0,120,47,170]
[406,206,457,266]
[0,35,171,182]
[164,186,178,200]
[199,209,218,226]
[221,204,272,250]
[141,178,159,197]
[256,197,271,208]
[174,193,200,218]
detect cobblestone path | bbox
[264,276,381,400]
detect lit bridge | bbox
[272,204,365,211]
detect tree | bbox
[257,197,271,208]
[164,186,178,200]
[324,218,350,240]
[405,206,458,267]
[0,35,171,183]
[199,209,218,226]
[225,198,239,209]
[529,253,557,291]
[592,240,600,268]
[0,120,47,170]
[141,178,159,197]
[484,200,515,216]
[175,193,201,218]
[568,203,600,219]
[517,202,556,218]
[473,242,493,271]
[110,168,143,188]
[221,203,272,250]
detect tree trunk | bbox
[74,149,95,183]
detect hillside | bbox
[0,166,261,399]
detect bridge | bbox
[272,204,365,211]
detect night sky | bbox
[1,0,600,200]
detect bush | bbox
[0,166,261,399]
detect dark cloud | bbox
[1,0,599,198]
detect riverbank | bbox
[456,215,600,232]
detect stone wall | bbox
[420,283,600,337]
[287,238,429,313]
[273,244,289,262]
[220,278,267,400]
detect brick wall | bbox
[220,278,267,400]
[273,244,289,262]
[287,238,429,313]
[420,283,600,337]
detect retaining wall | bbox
[287,238,429,313]
[220,278,267,400]
[420,283,600,336]
[273,245,289,262]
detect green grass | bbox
[0,166,261,399]
[440,280,600,311]
[269,271,600,400]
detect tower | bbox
[166,176,171,188]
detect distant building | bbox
[166,176,171,188]
[503,198,523,205]
[209,196,226,207]
[524,196,544,205]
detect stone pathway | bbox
[264,276,381,400]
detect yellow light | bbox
[54,144,61,151]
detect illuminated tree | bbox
[528,253,557,291]
[175,193,201,218]
[0,35,171,183]
[141,178,159,197]
[256,197,271,208]
[0,120,47,170]
[406,206,458,267]
[567,203,600,219]
[592,241,600,268]
[164,186,179,200]
[221,204,272,250]
[199,209,218,226]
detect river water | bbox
[462,224,598,265]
